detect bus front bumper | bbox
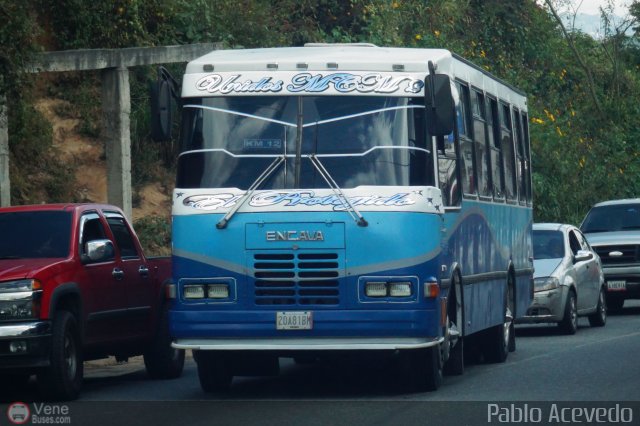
[172,336,444,351]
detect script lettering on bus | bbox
[195,73,424,94]
[287,73,424,94]
[182,191,416,211]
[249,191,416,210]
[195,74,283,93]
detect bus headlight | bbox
[365,282,387,297]
[208,284,229,299]
[365,281,413,297]
[0,279,42,320]
[389,282,412,297]
[183,285,206,299]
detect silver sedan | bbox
[518,223,607,334]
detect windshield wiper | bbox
[0,255,21,259]
[216,156,285,229]
[308,154,368,227]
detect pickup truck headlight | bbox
[0,279,42,320]
[534,277,560,292]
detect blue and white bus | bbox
[152,44,533,391]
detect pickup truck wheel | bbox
[144,309,185,380]
[606,294,624,312]
[559,290,578,335]
[196,351,233,393]
[37,311,83,401]
[588,287,607,327]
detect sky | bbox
[567,0,632,15]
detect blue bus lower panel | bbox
[170,308,439,339]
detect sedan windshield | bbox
[0,211,72,259]
[581,203,640,233]
[533,230,565,260]
[177,96,433,190]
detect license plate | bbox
[276,311,313,330]
[607,280,626,291]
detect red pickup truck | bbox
[0,203,184,400]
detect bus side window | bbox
[456,82,475,197]
[513,109,527,204]
[486,96,504,200]
[500,103,517,201]
[471,90,490,198]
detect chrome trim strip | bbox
[172,337,444,351]
[0,321,51,338]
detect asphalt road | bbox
[3,301,640,425]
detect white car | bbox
[518,223,607,334]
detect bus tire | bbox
[444,275,464,376]
[195,351,233,393]
[483,280,512,363]
[144,307,185,380]
[403,346,442,391]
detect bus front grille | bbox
[252,252,340,306]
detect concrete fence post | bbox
[0,97,9,207]
[101,65,132,220]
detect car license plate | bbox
[276,311,313,330]
[607,280,626,291]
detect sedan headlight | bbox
[534,277,560,292]
[0,279,42,320]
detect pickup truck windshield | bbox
[581,203,640,233]
[0,211,72,259]
[177,95,433,190]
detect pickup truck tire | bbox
[37,311,83,401]
[606,294,624,312]
[143,309,185,380]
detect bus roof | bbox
[182,44,527,107]
[185,44,453,74]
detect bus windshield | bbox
[177,96,434,190]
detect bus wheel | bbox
[195,351,233,393]
[402,346,442,391]
[444,276,464,376]
[484,280,513,363]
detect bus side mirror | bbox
[150,67,180,142]
[150,78,173,142]
[424,74,454,137]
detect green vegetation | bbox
[2,0,640,249]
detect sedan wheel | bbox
[559,291,578,335]
[588,287,607,327]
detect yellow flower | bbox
[415,34,422,40]
[543,109,555,122]
[579,157,585,168]
[532,118,545,124]
[434,30,441,37]
[480,50,486,58]
[556,126,563,136]
[392,1,399,8]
